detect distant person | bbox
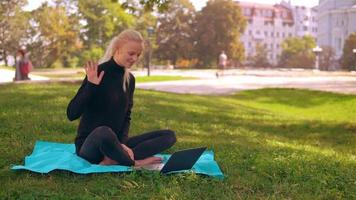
[21,51,33,80]
[67,29,176,167]
[14,49,33,81]
[216,51,227,78]
[13,49,24,81]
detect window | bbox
[276,32,280,37]
[256,30,260,35]
[249,30,252,35]
[248,42,252,47]
[303,26,308,31]
[282,32,285,38]
[265,31,268,36]
[271,32,274,37]
[255,10,260,17]
[288,33,292,37]
[282,12,288,18]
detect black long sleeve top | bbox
[67,58,135,154]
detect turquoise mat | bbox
[11,141,224,179]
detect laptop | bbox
[137,147,207,174]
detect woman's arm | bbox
[66,77,98,121]
[119,74,135,143]
[66,61,104,121]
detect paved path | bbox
[135,69,356,95]
[0,69,49,83]
[1,68,356,95]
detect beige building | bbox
[237,1,317,65]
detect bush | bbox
[80,46,104,66]
[175,59,199,68]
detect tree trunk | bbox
[3,50,8,66]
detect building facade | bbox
[237,1,317,65]
[317,0,356,59]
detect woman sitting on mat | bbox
[67,29,176,167]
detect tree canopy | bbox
[341,33,356,70]
[279,35,316,68]
[194,0,246,67]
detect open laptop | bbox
[137,147,207,174]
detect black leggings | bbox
[78,126,176,166]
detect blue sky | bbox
[25,0,319,11]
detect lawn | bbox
[0,83,355,199]
[31,69,195,82]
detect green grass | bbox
[135,75,195,82]
[31,70,195,82]
[0,65,14,70]
[0,84,355,199]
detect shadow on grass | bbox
[232,88,356,108]
[1,83,356,199]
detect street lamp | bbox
[312,46,322,70]
[146,26,154,76]
[353,49,356,70]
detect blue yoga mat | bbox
[11,141,224,179]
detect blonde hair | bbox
[99,29,144,92]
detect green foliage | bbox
[248,43,271,68]
[122,0,171,12]
[28,3,81,68]
[320,45,336,71]
[341,32,356,70]
[195,0,246,67]
[155,0,196,66]
[67,56,80,68]
[279,35,316,68]
[132,11,157,68]
[78,0,134,49]
[0,84,355,199]
[80,46,104,65]
[0,0,29,66]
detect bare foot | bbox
[99,156,118,165]
[134,157,162,167]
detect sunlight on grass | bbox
[0,84,355,199]
[265,139,356,162]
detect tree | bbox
[249,43,270,68]
[131,11,157,69]
[122,0,171,12]
[194,0,246,67]
[278,35,316,68]
[319,45,336,71]
[0,0,29,66]
[78,0,134,49]
[341,33,356,70]
[155,0,195,67]
[28,3,81,67]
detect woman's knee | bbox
[92,126,116,141]
[164,129,177,146]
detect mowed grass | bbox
[0,83,355,199]
[31,69,195,82]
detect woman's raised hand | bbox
[84,60,104,85]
